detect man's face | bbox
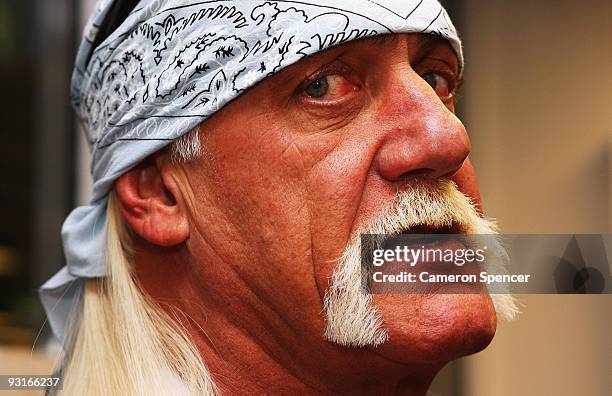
[171,33,496,364]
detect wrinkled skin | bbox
[115,34,496,395]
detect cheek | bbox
[307,138,379,299]
[207,128,313,241]
[451,158,483,214]
[187,122,326,309]
[193,96,380,300]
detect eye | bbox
[302,74,358,101]
[304,77,329,98]
[422,72,452,99]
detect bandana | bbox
[40,0,463,345]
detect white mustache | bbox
[364,178,496,236]
[324,178,517,348]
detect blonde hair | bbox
[58,192,217,395]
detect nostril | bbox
[398,168,435,180]
[397,162,464,181]
[440,163,465,179]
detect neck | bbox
[134,247,443,395]
[180,306,442,395]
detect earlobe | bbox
[114,157,189,247]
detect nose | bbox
[374,72,470,182]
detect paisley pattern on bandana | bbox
[74,0,460,158]
[79,2,383,150]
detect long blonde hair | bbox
[58,192,217,395]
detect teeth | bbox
[401,223,460,234]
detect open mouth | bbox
[400,221,464,235]
[394,221,468,249]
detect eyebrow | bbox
[359,34,458,72]
[412,35,447,56]
[271,33,457,88]
[358,34,452,57]
[410,35,459,73]
[358,33,401,47]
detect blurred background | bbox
[0,0,610,395]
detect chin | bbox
[371,292,497,364]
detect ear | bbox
[114,155,189,246]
